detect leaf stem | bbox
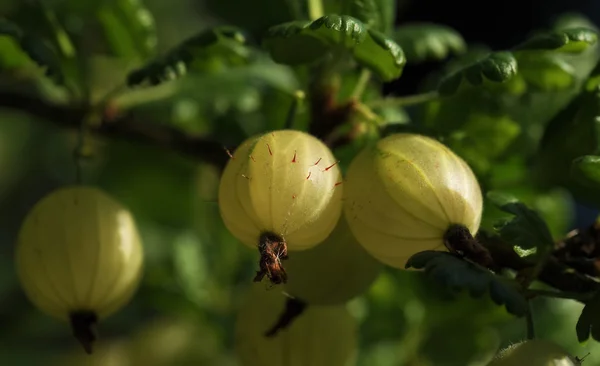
[307,0,324,20]
[367,92,439,109]
[284,90,306,129]
[350,69,372,101]
[353,102,383,125]
[525,300,535,340]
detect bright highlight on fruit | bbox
[15,186,144,354]
[344,133,483,268]
[218,129,343,285]
[284,215,383,305]
[235,283,357,366]
[487,339,582,366]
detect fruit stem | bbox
[69,310,98,354]
[350,68,372,101]
[525,300,535,340]
[254,232,289,285]
[264,296,308,337]
[444,224,498,271]
[284,90,306,130]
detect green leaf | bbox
[0,18,21,38]
[514,53,575,90]
[0,18,63,83]
[437,27,597,95]
[204,0,301,39]
[97,0,157,60]
[0,37,29,70]
[553,12,598,32]
[513,27,598,53]
[438,52,517,95]
[263,14,405,81]
[486,191,554,257]
[534,84,600,205]
[572,155,600,188]
[576,292,600,342]
[126,26,250,87]
[405,251,528,317]
[394,23,466,63]
[480,184,574,241]
[173,232,210,305]
[347,0,396,34]
[444,113,521,174]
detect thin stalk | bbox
[525,300,535,340]
[284,91,306,129]
[308,0,324,20]
[73,112,100,184]
[354,102,384,125]
[367,92,439,109]
[350,69,372,101]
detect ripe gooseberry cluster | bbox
[14,127,483,362]
[219,130,485,365]
[219,130,483,288]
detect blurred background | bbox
[1,0,600,365]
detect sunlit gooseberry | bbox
[344,133,483,268]
[218,129,343,285]
[15,186,144,353]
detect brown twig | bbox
[0,91,229,169]
[478,231,600,298]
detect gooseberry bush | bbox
[4,0,600,365]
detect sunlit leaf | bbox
[514,27,598,54]
[438,52,517,95]
[263,14,405,81]
[515,53,575,90]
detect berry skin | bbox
[235,283,358,366]
[15,186,144,352]
[344,133,483,268]
[487,339,581,366]
[284,215,382,305]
